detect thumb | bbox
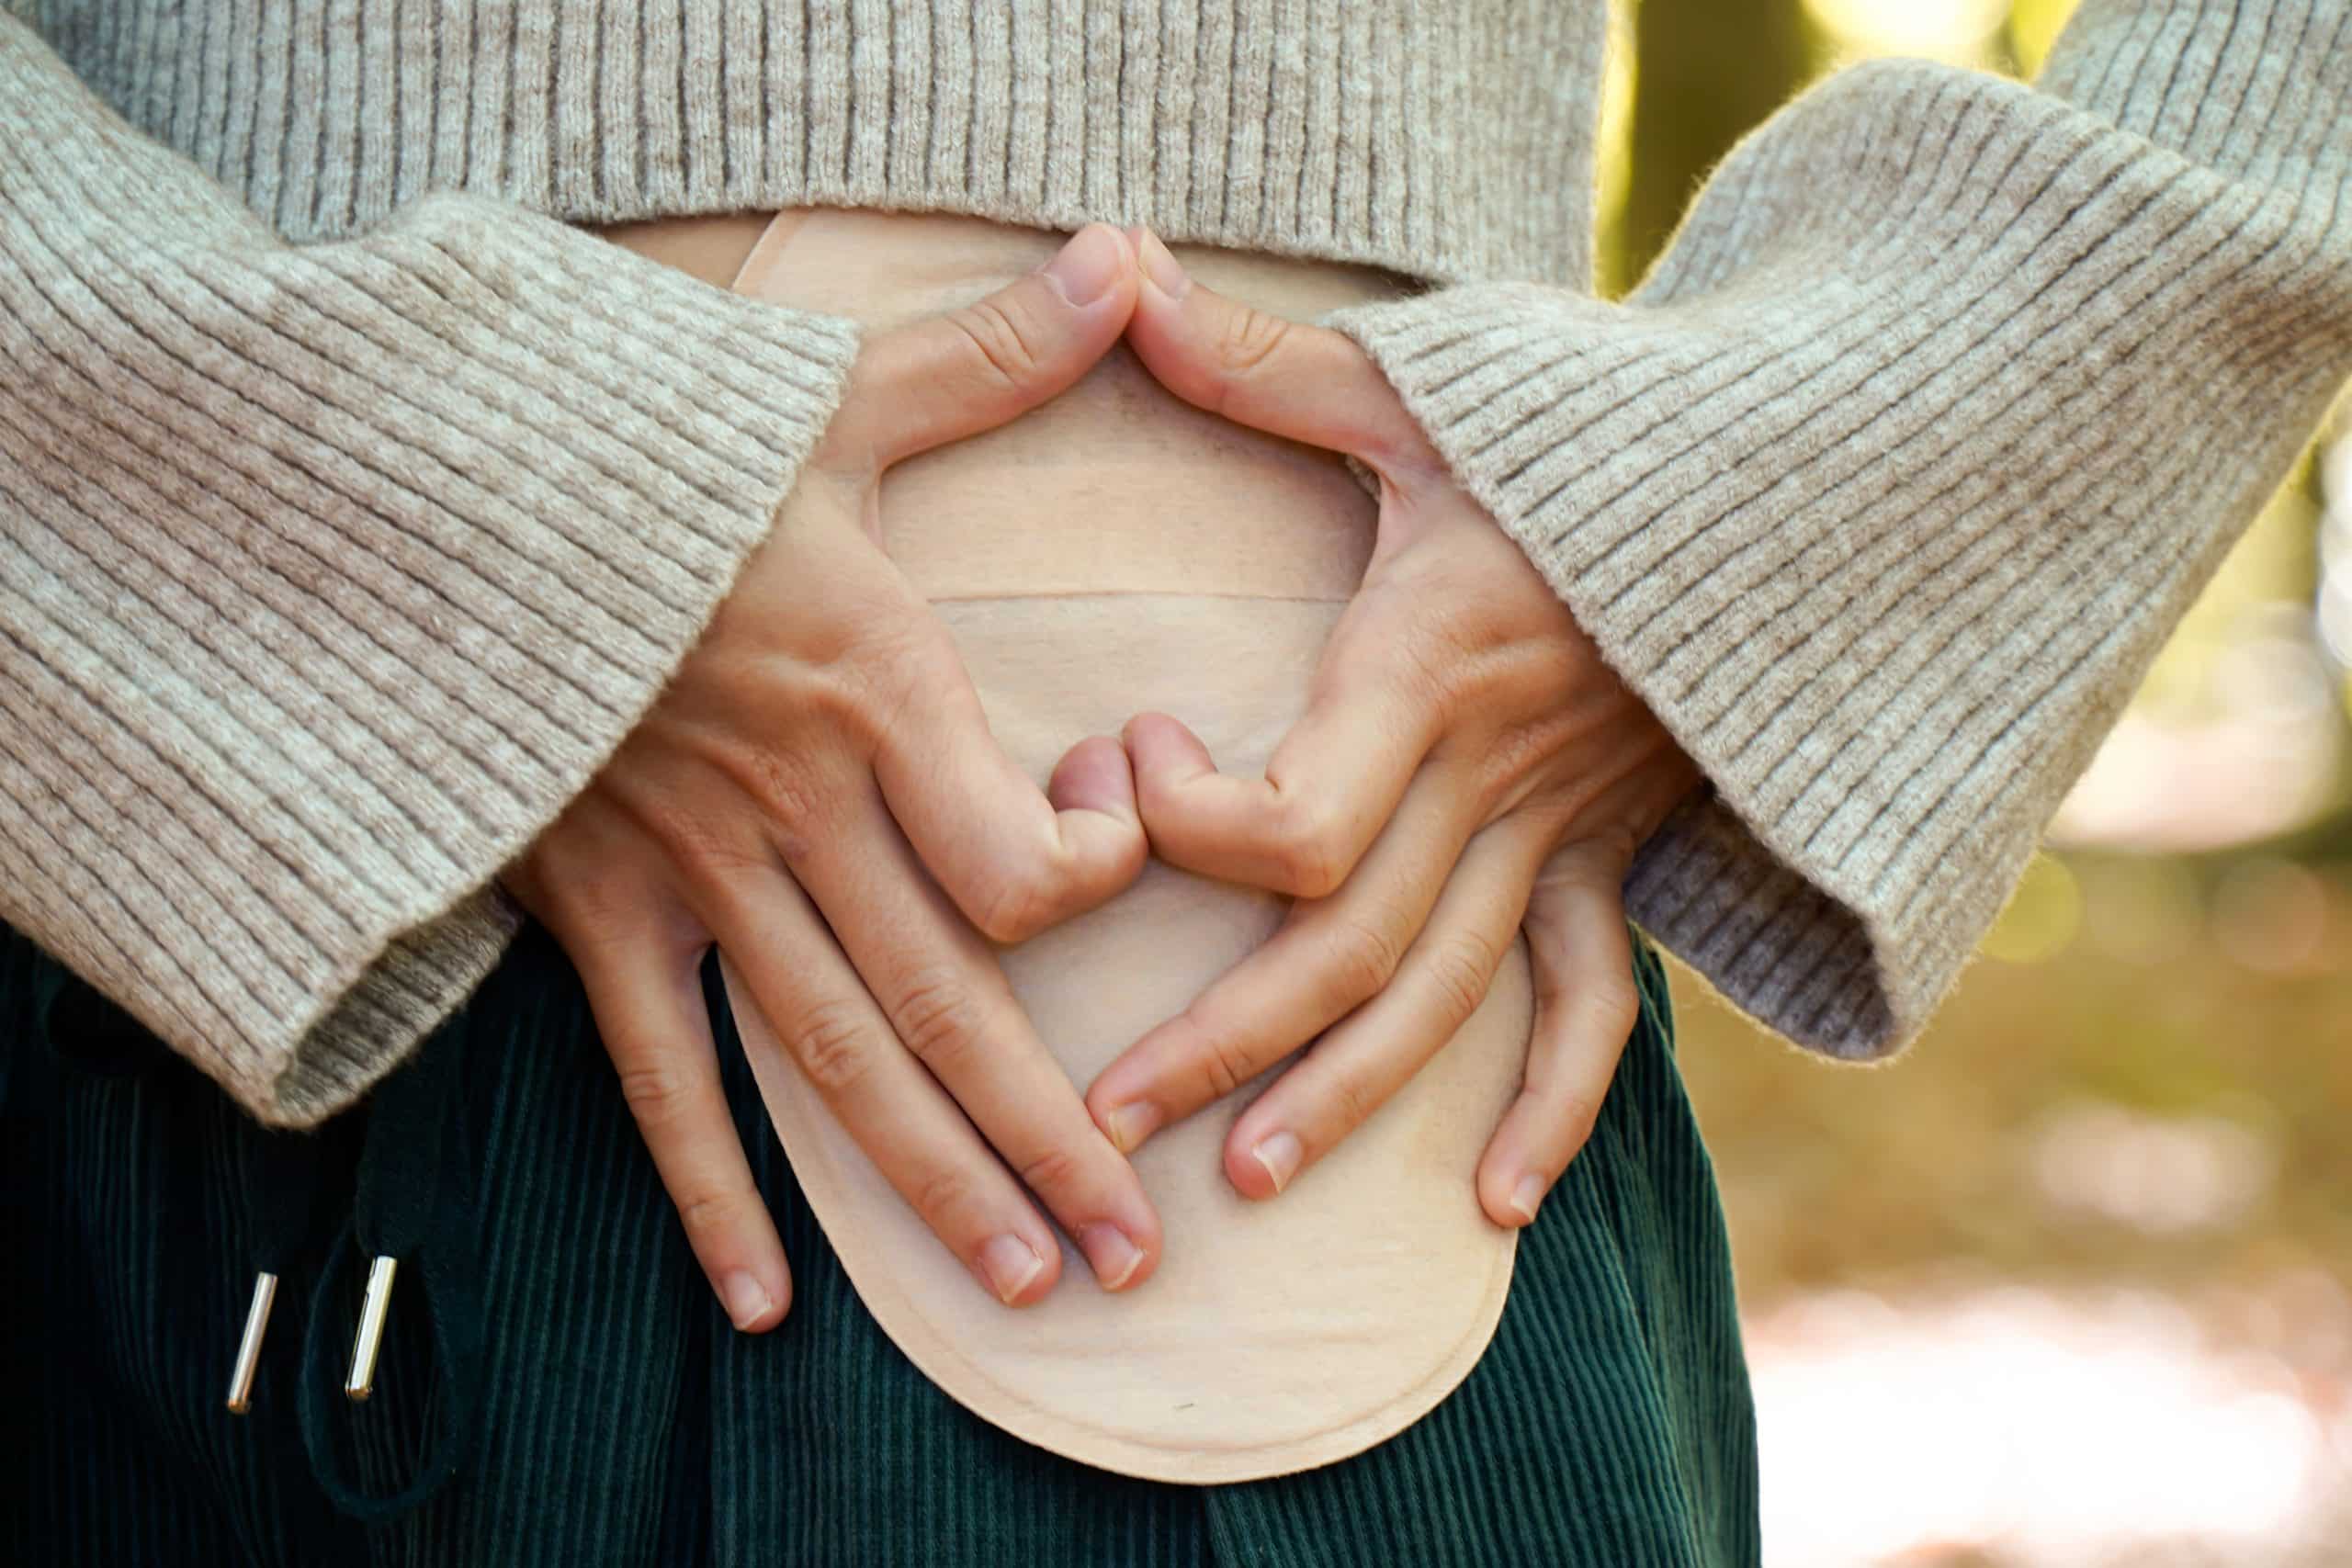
[1122,228,1430,471]
[828,223,1138,468]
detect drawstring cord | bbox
[295,1015,490,1524]
[225,1125,337,1413]
[35,953,491,1526]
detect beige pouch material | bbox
[721,209,1535,1483]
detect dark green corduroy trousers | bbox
[3,919,1758,1566]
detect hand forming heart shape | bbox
[1086,231,1703,1232]
[507,226,1166,1327]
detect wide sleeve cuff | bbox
[1329,6,2352,1059]
[2,17,860,1123]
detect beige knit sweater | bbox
[3,1,2346,1126]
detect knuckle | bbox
[912,1166,978,1231]
[1481,715,1568,796]
[1585,822,1644,874]
[861,617,959,699]
[1320,913,1408,1010]
[616,1060,699,1131]
[785,999,874,1092]
[970,860,1058,944]
[848,628,967,757]
[888,971,987,1072]
[744,760,841,862]
[1501,634,1582,711]
[638,796,773,886]
[947,298,1044,392]
[539,865,656,947]
[1173,1010,1260,1102]
[1581,972,1642,1043]
[1015,1145,1084,1201]
[1216,306,1293,378]
[767,649,904,763]
[1395,619,1471,712]
[672,1190,738,1245]
[794,661,885,744]
[1424,928,1502,1023]
[1200,1033,1261,1101]
[1276,802,1351,898]
[1328,1068,1384,1133]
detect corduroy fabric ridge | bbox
[1,916,1756,1566]
[2,0,2347,1120]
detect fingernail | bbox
[1043,224,1125,307]
[1509,1173,1548,1224]
[1103,1101,1162,1154]
[1250,1131,1303,1194]
[1078,1224,1146,1291]
[1136,230,1191,301]
[721,1270,775,1330]
[978,1234,1046,1304]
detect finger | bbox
[569,919,792,1332]
[1123,228,1433,471]
[828,223,1139,468]
[1221,815,1550,1201]
[1475,840,1642,1229]
[1086,766,1477,1152]
[696,865,1069,1307]
[1123,615,1443,900]
[790,804,1161,1293]
[872,657,1148,942]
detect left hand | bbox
[1083,231,1703,1229]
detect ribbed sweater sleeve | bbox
[1329,0,2352,1060]
[0,16,860,1125]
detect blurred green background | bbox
[1601,3,2352,1562]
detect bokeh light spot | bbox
[1982,852,2083,964]
[1805,0,2009,63]
[2211,858,2332,974]
[2006,0,2082,73]
[2076,855,2202,966]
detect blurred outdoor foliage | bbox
[1600,2,2352,1561]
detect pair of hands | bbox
[505,225,1699,1330]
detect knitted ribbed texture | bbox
[1333,0,2352,1058]
[8,0,1607,288]
[4,0,2348,1122]
[1,17,860,1123]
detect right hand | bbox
[503,225,1163,1330]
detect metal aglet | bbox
[345,1255,399,1403]
[224,1271,279,1415]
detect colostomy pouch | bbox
[722,210,1533,1483]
